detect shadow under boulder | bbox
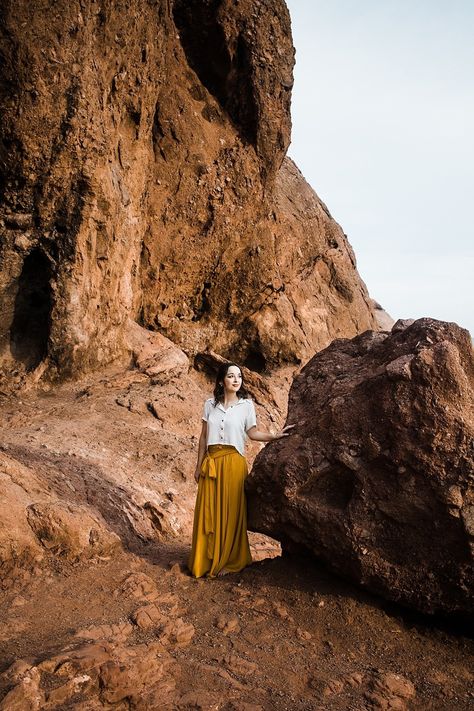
[247,317,474,618]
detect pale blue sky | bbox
[285,0,473,336]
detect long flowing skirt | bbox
[188,444,252,578]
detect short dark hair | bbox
[213,362,250,406]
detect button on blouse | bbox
[202,397,257,456]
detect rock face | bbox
[0,0,377,387]
[247,318,474,617]
[0,450,121,577]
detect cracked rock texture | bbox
[0,0,377,387]
[247,318,474,618]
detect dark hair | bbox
[213,362,250,406]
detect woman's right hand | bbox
[272,423,296,440]
[194,468,201,483]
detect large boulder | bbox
[247,318,474,617]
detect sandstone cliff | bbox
[0,0,377,389]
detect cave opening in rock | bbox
[243,347,267,373]
[10,248,53,370]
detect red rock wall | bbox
[0,0,378,387]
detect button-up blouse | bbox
[202,397,257,456]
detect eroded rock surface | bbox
[0,0,377,388]
[0,448,122,579]
[0,338,287,585]
[247,318,474,617]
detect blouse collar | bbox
[216,397,245,412]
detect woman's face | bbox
[223,366,242,393]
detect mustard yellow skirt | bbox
[188,444,252,578]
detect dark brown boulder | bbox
[247,318,474,617]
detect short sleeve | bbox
[245,399,257,432]
[202,399,211,422]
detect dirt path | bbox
[1,539,473,710]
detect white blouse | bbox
[202,397,257,456]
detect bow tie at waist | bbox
[199,446,240,550]
[200,445,239,479]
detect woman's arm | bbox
[246,424,295,442]
[194,421,208,482]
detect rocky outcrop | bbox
[371,299,395,331]
[0,637,180,709]
[0,0,377,388]
[247,318,474,617]
[1,329,474,709]
[26,501,121,562]
[0,450,120,576]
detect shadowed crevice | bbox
[172,0,258,145]
[10,248,53,370]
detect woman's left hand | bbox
[272,423,296,440]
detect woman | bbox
[188,362,295,578]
